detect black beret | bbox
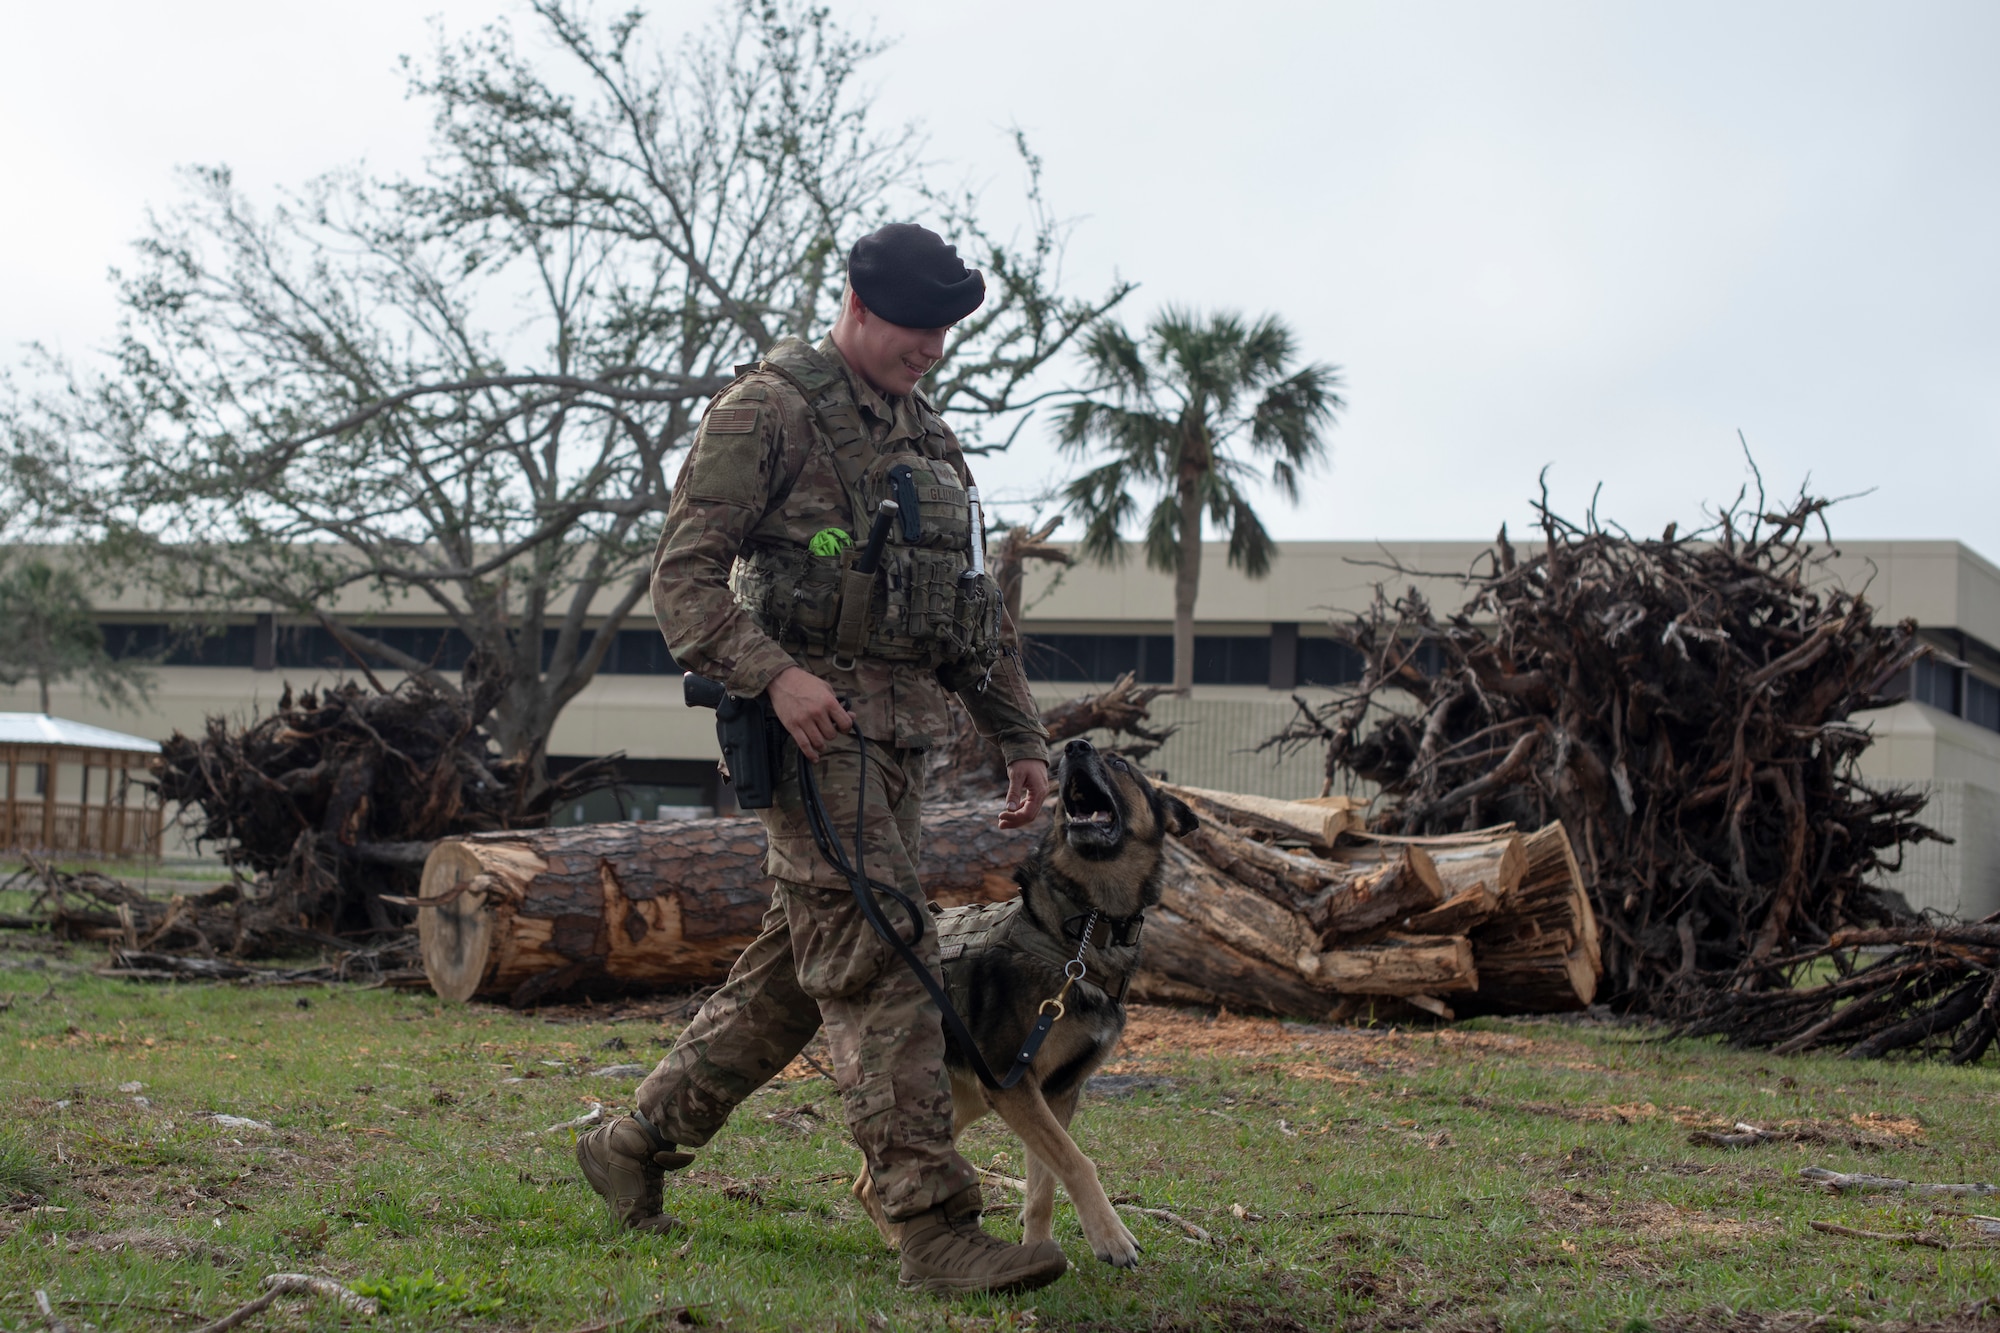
[847,223,985,329]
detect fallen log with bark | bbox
[1261,480,1942,1016]
[415,802,1044,1006]
[415,782,1598,1018]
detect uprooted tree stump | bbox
[1262,481,1941,1015]
[148,678,611,952]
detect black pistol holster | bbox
[683,673,789,809]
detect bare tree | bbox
[18,0,1126,792]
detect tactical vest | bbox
[933,896,1145,1008]
[727,338,1004,671]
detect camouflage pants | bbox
[633,732,976,1221]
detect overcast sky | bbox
[4,1,1994,561]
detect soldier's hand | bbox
[769,666,852,763]
[998,758,1049,829]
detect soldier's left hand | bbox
[998,758,1049,829]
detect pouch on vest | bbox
[730,340,1001,669]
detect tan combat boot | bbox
[897,1185,1070,1294]
[574,1113,694,1234]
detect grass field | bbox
[3,927,1998,1332]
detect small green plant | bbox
[350,1270,505,1317]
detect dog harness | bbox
[933,895,1147,1010]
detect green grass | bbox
[2,854,234,879]
[2,936,1996,1332]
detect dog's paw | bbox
[1090,1218,1141,1268]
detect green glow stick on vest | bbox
[809,528,853,558]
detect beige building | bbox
[7,539,1996,919]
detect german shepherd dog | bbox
[854,737,1199,1267]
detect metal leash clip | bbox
[1039,909,1099,1024]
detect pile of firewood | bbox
[1678,913,2000,1061]
[1130,788,1598,1019]
[410,778,1597,1019]
[149,678,609,950]
[1265,484,1941,1014]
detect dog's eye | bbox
[1109,756,1128,772]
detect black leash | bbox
[797,734,1093,1092]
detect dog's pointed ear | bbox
[1160,792,1199,838]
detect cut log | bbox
[1310,851,1440,942]
[418,821,770,1005]
[916,812,1040,909]
[1312,934,1477,995]
[1401,883,1503,935]
[418,802,1032,1004]
[1460,822,1600,1013]
[1185,822,1326,910]
[1127,904,1341,1019]
[1331,834,1523,905]
[1160,785,1363,851]
[1159,842,1321,976]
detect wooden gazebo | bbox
[0,714,163,859]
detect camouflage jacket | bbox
[651,336,1049,765]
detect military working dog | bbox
[854,736,1198,1267]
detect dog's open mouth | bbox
[1062,765,1121,838]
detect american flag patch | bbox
[939,943,966,961]
[706,405,760,434]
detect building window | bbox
[599,628,680,675]
[1192,636,1269,685]
[1024,634,1275,685]
[102,622,258,666]
[1911,657,1959,713]
[1965,674,2000,734]
[270,624,473,671]
[1024,634,1172,684]
[1881,656,2000,736]
[1297,638,1365,686]
[101,620,679,676]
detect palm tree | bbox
[0,559,152,714]
[1057,309,1342,693]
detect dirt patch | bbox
[1460,1093,1663,1124]
[1275,1062,1368,1085]
[1107,1005,1566,1082]
[1674,1113,1912,1152]
[1851,1111,1924,1138]
[1636,1313,2000,1333]
[1532,1187,1778,1241]
[50,1226,238,1263]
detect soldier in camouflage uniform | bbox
[576,224,1069,1295]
